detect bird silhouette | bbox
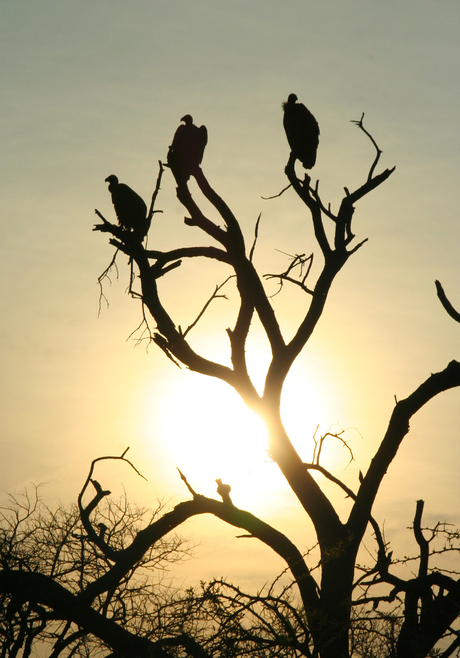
[167,115,208,183]
[215,478,233,505]
[282,94,320,169]
[105,175,149,240]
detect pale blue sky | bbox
[1,0,460,585]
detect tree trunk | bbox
[316,549,356,658]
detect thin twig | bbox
[249,213,262,262]
[183,277,233,338]
[177,469,199,498]
[309,181,338,222]
[127,304,154,348]
[147,161,165,221]
[265,252,315,296]
[351,112,383,182]
[97,250,120,316]
[312,425,356,467]
[78,449,147,512]
[261,183,292,200]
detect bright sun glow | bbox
[141,348,347,506]
[157,374,270,497]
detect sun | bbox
[140,346,347,508]
[141,370,273,503]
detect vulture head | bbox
[283,93,298,109]
[105,174,118,186]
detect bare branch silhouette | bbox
[435,279,460,323]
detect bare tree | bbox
[1,103,459,657]
[91,106,460,657]
[0,466,191,658]
[0,455,319,658]
[3,469,460,657]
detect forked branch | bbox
[350,360,460,538]
[265,252,315,296]
[77,448,146,561]
[351,112,382,182]
[182,277,233,338]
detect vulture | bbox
[105,175,149,239]
[167,115,208,183]
[282,93,320,169]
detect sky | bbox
[1,0,460,589]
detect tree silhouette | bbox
[93,103,460,657]
[96,103,460,657]
[1,100,460,658]
[0,468,191,658]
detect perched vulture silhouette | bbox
[282,94,320,169]
[105,175,149,239]
[167,115,208,183]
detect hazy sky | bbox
[1,1,460,587]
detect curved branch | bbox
[349,361,460,542]
[285,163,331,257]
[175,178,230,247]
[77,450,146,562]
[145,245,230,266]
[436,280,460,323]
[173,167,286,364]
[271,256,347,395]
[0,571,169,658]
[81,496,319,617]
[133,247,239,386]
[351,112,383,182]
[194,168,246,252]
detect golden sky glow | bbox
[1,0,460,588]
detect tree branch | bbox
[436,280,460,323]
[351,112,383,182]
[81,495,319,617]
[147,160,165,222]
[413,500,429,579]
[77,450,146,562]
[182,277,232,338]
[0,571,169,658]
[349,361,460,541]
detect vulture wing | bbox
[194,125,208,166]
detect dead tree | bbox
[91,108,460,657]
